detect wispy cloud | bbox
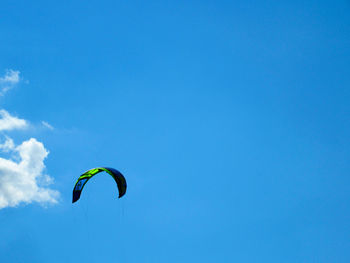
[0,109,28,131]
[0,138,59,209]
[42,121,54,130]
[0,69,20,96]
[0,136,15,152]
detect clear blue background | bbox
[1,1,349,262]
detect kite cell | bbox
[72,167,127,203]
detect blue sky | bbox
[0,0,349,262]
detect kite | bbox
[72,167,127,203]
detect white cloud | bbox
[0,69,59,209]
[0,109,28,131]
[0,138,59,209]
[0,69,20,96]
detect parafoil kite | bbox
[72,167,127,203]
